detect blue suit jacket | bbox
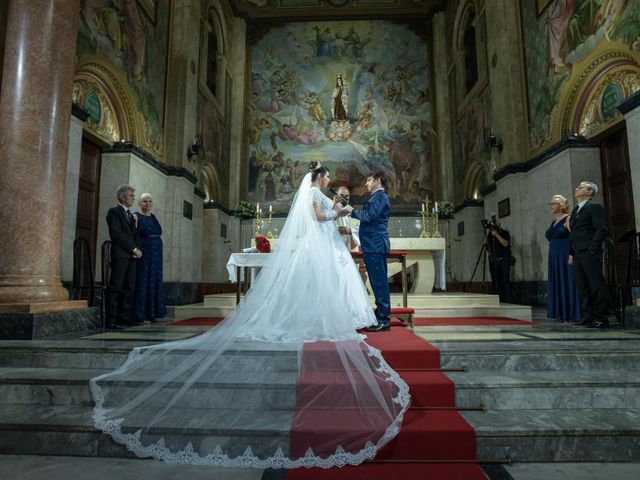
[351,189,391,254]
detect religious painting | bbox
[498,198,510,218]
[536,0,553,16]
[138,0,156,22]
[76,0,170,150]
[247,20,435,211]
[201,100,229,205]
[520,0,638,150]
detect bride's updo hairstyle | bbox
[308,160,329,182]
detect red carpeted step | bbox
[399,371,455,408]
[413,317,527,326]
[295,370,454,408]
[289,409,476,461]
[287,462,488,480]
[375,409,477,460]
[364,327,440,369]
[168,317,224,327]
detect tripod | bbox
[465,242,490,292]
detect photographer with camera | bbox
[483,214,512,303]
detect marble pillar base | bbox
[624,306,640,330]
[0,306,100,340]
[0,300,86,314]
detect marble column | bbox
[0,0,81,306]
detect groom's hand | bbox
[336,207,350,217]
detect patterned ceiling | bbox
[229,0,446,21]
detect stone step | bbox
[0,367,298,409]
[0,404,293,459]
[436,341,640,371]
[462,408,640,462]
[447,369,640,410]
[0,342,299,370]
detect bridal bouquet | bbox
[255,236,270,253]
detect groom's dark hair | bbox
[368,171,386,188]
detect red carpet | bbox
[168,317,224,327]
[287,327,488,479]
[392,316,527,327]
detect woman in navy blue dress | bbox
[133,193,167,323]
[545,194,580,322]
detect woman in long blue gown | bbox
[133,193,167,323]
[545,194,580,322]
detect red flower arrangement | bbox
[255,236,271,253]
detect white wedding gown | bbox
[91,172,410,469]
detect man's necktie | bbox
[127,210,135,230]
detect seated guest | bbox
[133,193,167,323]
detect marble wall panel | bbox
[624,106,640,228]
[96,152,203,283]
[60,117,84,282]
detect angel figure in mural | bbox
[302,91,326,123]
[332,74,349,121]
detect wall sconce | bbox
[484,128,503,153]
[187,133,203,160]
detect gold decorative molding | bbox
[577,69,640,138]
[560,50,638,138]
[73,54,164,159]
[72,78,121,144]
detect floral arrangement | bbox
[437,200,455,221]
[234,200,257,220]
[255,236,271,253]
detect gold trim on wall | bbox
[73,54,164,159]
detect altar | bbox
[388,237,446,294]
[245,236,446,295]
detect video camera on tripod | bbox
[481,214,498,232]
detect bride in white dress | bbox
[91,161,410,469]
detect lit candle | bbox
[256,202,260,212]
[269,205,272,213]
[434,202,438,212]
[421,203,425,212]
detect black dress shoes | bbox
[365,323,391,332]
[592,321,609,329]
[105,324,124,330]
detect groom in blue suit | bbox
[350,172,391,332]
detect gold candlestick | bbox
[419,210,429,238]
[431,211,441,238]
[254,210,263,238]
[265,211,274,239]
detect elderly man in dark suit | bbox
[350,172,392,332]
[105,184,142,329]
[569,181,609,328]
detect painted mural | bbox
[247,21,435,211]
[521,0,640,150]
[76,0,169,155]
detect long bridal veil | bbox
[91,172,410,468]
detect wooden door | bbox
[600,128,635,285]
[75,138,102,272]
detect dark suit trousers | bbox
[489,257,511,303]
[362,253,390,325]
[573,251,608,323]
[106,258,137,325]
